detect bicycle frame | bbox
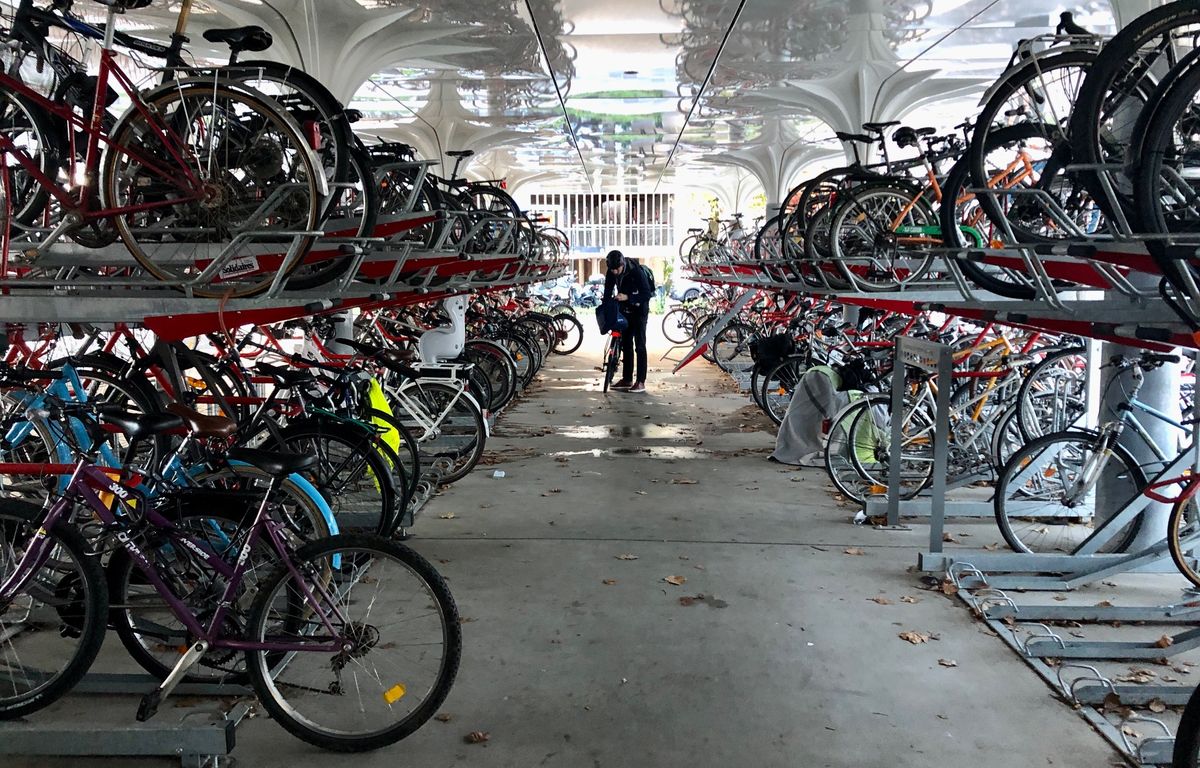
[1,458,347,654]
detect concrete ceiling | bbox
[6,0,1132,197]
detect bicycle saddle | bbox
[862,121,900,133]
[165,403,237,438]
[835,131,872,144]
[99,409,184,440]
[227,447,316,478]
[92,0,154,11]
[203,26,273,54]
[255,362,317,389]
[446,149,475,158]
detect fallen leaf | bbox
[671,478,698,485]
[983,542,1001,551]
[1101,692,1122,712]
[1095,600,1114,608]
[635,491,647,495]
[664,575,687,586]
[900,596,920,604]
[434,713,453,723]
[1121,725,1140,738]
[464,731,490,744]
[870,597,894,605]
[937,658,957,668]
[1155,634,1175,649]
[602,579,617,586]
[438,512,457,520]
[941,532,958,543]
[1162,675,1179,683]
[843,547,866,556]
[1115,668,1157,684]
[1149,698,1168,713]
[940,580,959,596]
[1177,666,1194,675]
[615,554,639,561]
[1053,595,1068,602]
[898,631,930,645]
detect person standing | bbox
[603,249,651,393]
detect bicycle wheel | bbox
[246,533,460,751]
[662,307,694,345]
[1016,347,1086,440]
[1168,494,1200,588]
[462,340,517,412]
[0,87,60,229]
[393,381,486,485]
[1069,1,1200,221]
[0,499,107,719]
[277,421,398,535]
[993,431,1146,554]
[828,185,937,291]
[551,313,584,355]
[712,322,755,373]
[603,336,621,392]
[759,355,808,426]
[845,394,935,500]
[824,396,887,504]
[102,80,322,298]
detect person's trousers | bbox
[621,307,648,383]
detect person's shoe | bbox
[628,382,646,393]
[611,380,632,389]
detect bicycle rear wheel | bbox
[393,381,486,484]
[0,499,107,719]
[246,534,461,752]
[1169,495,1200,588]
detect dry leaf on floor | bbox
[1149,698,1169,714]
[898,631,930,644]
[1115,669,1157,684]
[438,513,457,520]
[1163,675,1179,683]
[635,491,647,495]
[940,580,959,596]
[602,579,617,586]
[1156,634,1175,649]
[843,547,866,556]
[1121,725,1140,738]
[615,554,639,561]
[937,659,957,668]
[664,575,687,586]
[941,532,958,543]
[464,731,490,744]
[869,597,893,605]
[434,713,453,723]
[899,596,920,604]
[983,542,1001,551]
[1176,666,1193,675]
[1053,595,1068,602]
[1095,600,1114,608]
[679,594,707,607]
[1101,692,1122,712]
[671,478,698,485]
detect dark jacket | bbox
[604,258,651,312]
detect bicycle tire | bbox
[551,313,584,355]
[463,340,518,412]
[101,80,322,299]
[1015,346,1087,440]
[662,307,695,345]
[1174,680,1200,768]
[827,184,937,291]
[245,533,461,752]
[0,498,107,719]
[393,380,486,484]
[0,87,61,229]
[994,430,1146,554]
[759,355,809,426]
[1169,494,1200,588]
[845,394,935,500]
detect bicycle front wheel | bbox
[1168,494,1200,588]
[246,534,461,752]
[102,80,323,298]
[994,431,1146,554]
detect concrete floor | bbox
[6,325,1124,767]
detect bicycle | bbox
[0,399,461,752]
[0,0,326,297]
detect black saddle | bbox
[255,362,317,389]
[446,149,475,158]
[228,447,316,477]
[99,409,184,440]
[93,0,154,11]
[835,131,872,144]
[862,121,900,133]
[203,26,273,54]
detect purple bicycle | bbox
[0,402,460,752]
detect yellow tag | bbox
[383,683,406,704]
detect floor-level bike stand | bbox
[0,673,252,768]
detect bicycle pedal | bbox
[136,690,161,722]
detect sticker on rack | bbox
[383,683,406,704]
[219,256,261,281]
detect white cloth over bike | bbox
[770,365,847,467]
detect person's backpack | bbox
[641,264,656,294]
